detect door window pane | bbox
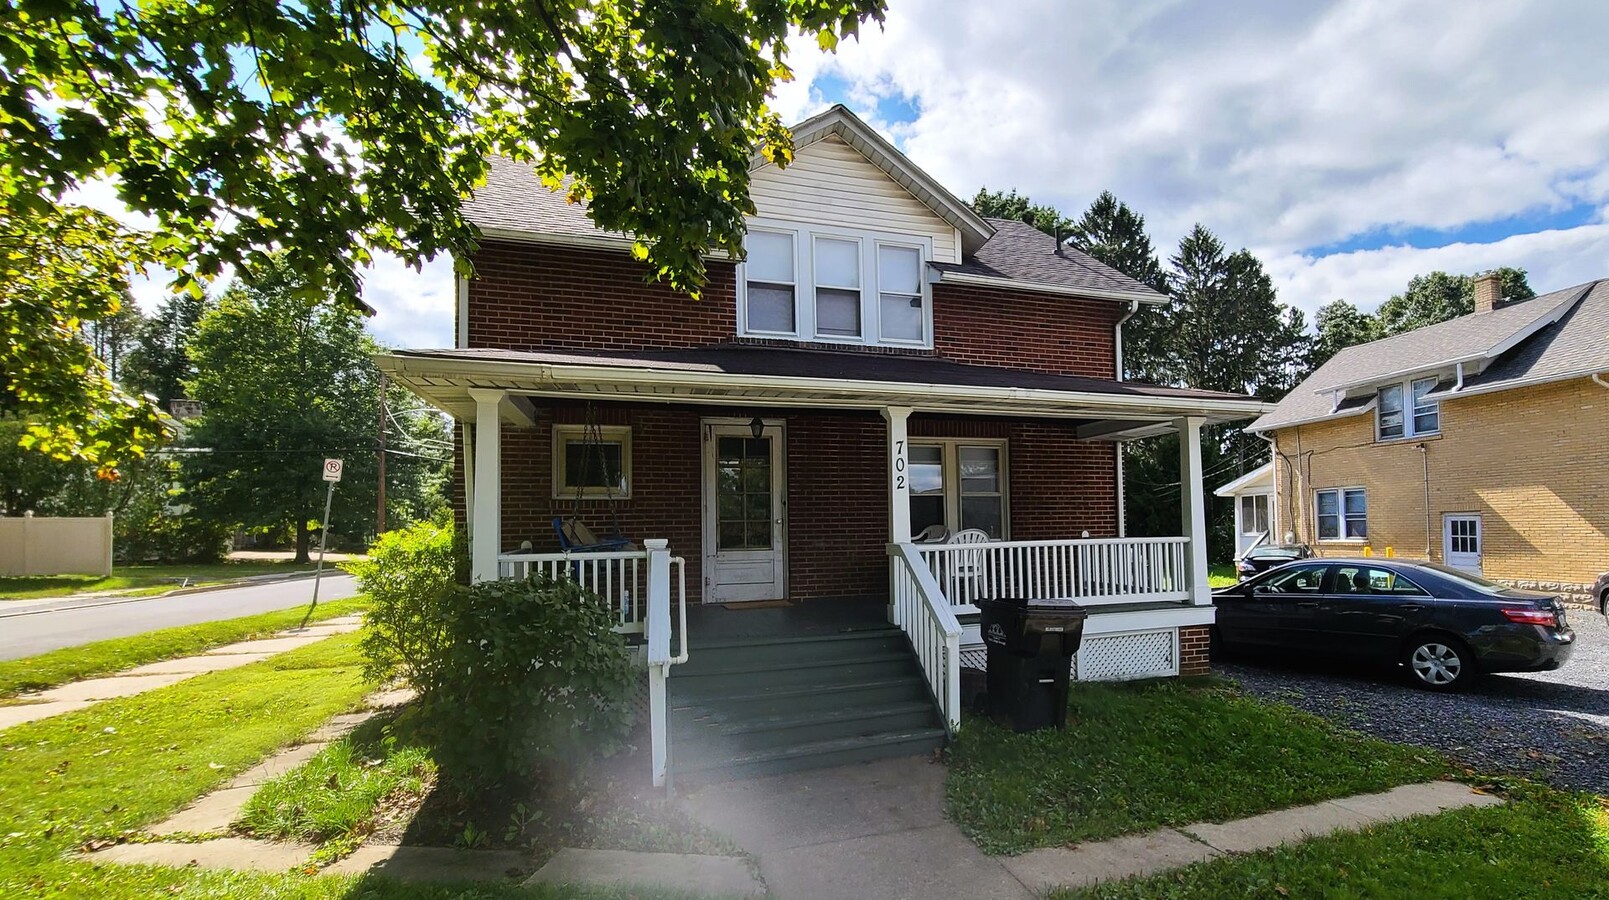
[716,436,772,550]
[1262,564,1325,594]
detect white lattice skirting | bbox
[960,628,1180,682]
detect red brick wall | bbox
[467,405,1118,603]
[466,241,1121,376]
[932,284,1121,378]
[1179,625,1212,677]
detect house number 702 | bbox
[893,439,907,490]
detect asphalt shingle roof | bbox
[930,218,1163,299]
[1252,279,1609,432]
[463,160,1159,301]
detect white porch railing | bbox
[914,537,1191,610]
[498,549,650,633]
[496,541,688,787]
[888,543,963,733]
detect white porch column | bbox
[881,406,913,543]
[1176,416,1211,605]
[469,389,505,582]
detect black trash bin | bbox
[977,598,1086,732]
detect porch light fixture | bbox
[748,416,765,439]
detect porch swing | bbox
[551,405,637,553]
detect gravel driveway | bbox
[1217,607,1609,794]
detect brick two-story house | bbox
[381,106,1266,782]
[1243,273,1609,604]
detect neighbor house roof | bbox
[1251,279,1609,433]
[930,218,1165,303]
[460,108,1160,304]
[1213,462,1273,497]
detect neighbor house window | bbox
[1377,377,1440,440]
[908,440,1007,539]
[739,222,932,348]
[1315,487,1366,541]
[552,425,631,499]
[1240,494,1270,535]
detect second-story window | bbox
[1376,377,1440,441]
[740,222,932,348]
[813,236,862,338]
[744,230,797,334]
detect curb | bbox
[0,571,339,620]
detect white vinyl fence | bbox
[0,512,114,577]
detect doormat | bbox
[721,600,794,610]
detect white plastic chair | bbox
[945,529,990,604]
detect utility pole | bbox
[376,373,388,535]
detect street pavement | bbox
[0,574,360,660]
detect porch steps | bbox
[669,625,947,781]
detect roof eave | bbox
[1248,401,1374,434]
[933,269,1166,305]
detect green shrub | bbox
[344,517,457,688]
[427,574,639,787]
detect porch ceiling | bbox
[377,347,1270,434]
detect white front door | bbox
[702,421,787,602]
[1443,514,1482,574]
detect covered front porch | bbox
[379,345,1266,783]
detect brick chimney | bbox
[1473,271,1503,313]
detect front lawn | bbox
[0,595,367,698]
[946,679,1448,855]
[1207,563,1237,588]
[0,560,320,601]
[1055,782,1609,899]
[0,630,701,899]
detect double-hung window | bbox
[1315,487,1366,541]
[907,440,1007,538]
[740,223,931,348]
[1376,377,1440,440]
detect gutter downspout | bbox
[1114,299,1141,539]
[1593,372,1609,389]
[1418,442,1432,558]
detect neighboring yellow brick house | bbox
[1239,274,1609,604]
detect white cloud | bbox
[770,0,1609,316]
[361,253,457,348]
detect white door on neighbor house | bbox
[702,421,787,602]
[1444,514,1482,575]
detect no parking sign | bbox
[322,458,343,482]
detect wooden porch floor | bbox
[682,597,889,646]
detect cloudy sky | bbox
[137,0,1609,349]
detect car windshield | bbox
[1249,546,1303,559]
[1415,561,1511,595]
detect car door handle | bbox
[1399,604,1424,613]
[1296,601,1319,609]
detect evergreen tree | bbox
[1311,300,1385,368]
[970,188,1070,236]
[1067,192,1169,294]
[125,292,208,407]
[82,298,144,383]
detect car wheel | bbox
[1600,588,1609,618]
[1403,635,1472,691]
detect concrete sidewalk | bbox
[0,615,365,731]
[671,757,1501,899]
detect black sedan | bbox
[1213,559,1574,690]
[1596,571,1609,617]
[1234,543,1315,579]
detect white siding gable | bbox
[749,135,961,264]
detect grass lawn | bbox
[946,679,1448,855]
[0,560,321,601]
[0,631,704,900]
[1207,563,1237,588]
[0,596,368,698]
[1054,782,1609,899]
